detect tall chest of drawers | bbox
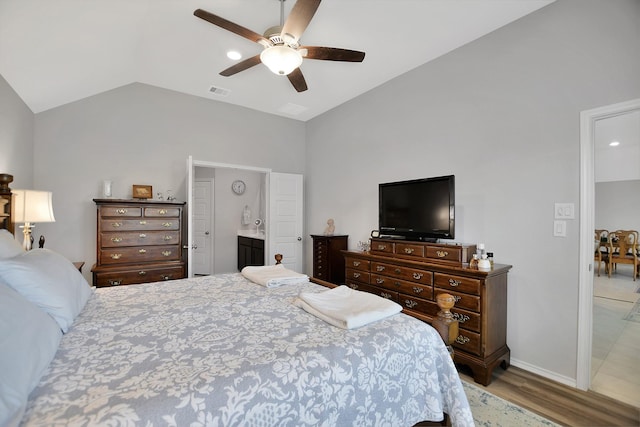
[91,199,186,287]
[344,238,511,386]
[310,235,348,284]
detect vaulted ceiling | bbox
[0,0,554,121]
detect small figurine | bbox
[324,218,335,236]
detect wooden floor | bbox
[458,365,640,426]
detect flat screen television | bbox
[378,175,455,241]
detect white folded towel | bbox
[294,285,402,329]
[241,264,309,288]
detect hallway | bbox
[592,264,640,408]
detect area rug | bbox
[624,298,640,323]
[462,380,560,426]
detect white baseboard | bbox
[511,358,577,388]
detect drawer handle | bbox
[352,261,361,267]
[377,244,387,250]
[139,220,147,225]
[452,313,470,324]
[381,292,392,299]
[162,222,172,228]
[116,208,127,214]
[108,279,122,286]
[159,209,167,215]
[394,281,401,287]
[453,295,462,302]
[110,253,122,260]
[349,284,359,290]
[111,222,123,228]
[162,250,172,257]
[110,237,122,243]
[455,335,470,345]
[412,272,423,280]
[376,265,385,272]
[138,249,147,254]
[138,271,147,275]
[412,287,423,294]
[161,274,172,280]
[352,272,361,279]
[436,250,449,258]
[404,248,414,254]
[139,233,147,238]
[404,299,418,308]
[394,268,402,274]
[448,278,461,287]
[163,235,173,241]
[375,278,385,284]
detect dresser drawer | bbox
[94,264,184,287]
[370,240,394,254]
[344,257,370,272]
[99,245,181,265]
[345,268,370,284]
[395,242,425,258]
[101,230,180,247]
[426,245,462,262]
[398,294,432,314]
[434,273,481,295]
[100,206,142,217]
[371,262,432,285]
[100,218,181,231]
[434,288,481,312]
[144,207,181,217]
[453,329,481,356]
[370,274,433,299]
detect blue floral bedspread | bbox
[22,274,473,426]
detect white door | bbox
[193,179,213,275]
[268,173,304,273]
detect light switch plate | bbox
[554,220,567,237]
[554,203,575,219]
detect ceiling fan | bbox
[194,0,365,93]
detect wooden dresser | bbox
[344,238,511,385]
[91,199,186,287]
[311,234,348,284]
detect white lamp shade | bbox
[13,190,56,223]
[260,46,303,75]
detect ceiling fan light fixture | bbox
[260,45,302,75]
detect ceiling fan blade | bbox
[281,0,321,42]
[287,68,308,92]
[220,55,262,77]
[194,9,270,46]
[302,46,365,62]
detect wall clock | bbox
[231,180,246,195]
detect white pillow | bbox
[0,249,93,333]
[0,229,24,259]
[0,281,62,427]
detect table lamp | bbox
[12,190,56,250]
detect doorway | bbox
[577,98,640,395]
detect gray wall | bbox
[596,180,640,232]
[305,0,640,382]
[0,74,34,188]
[32,83,305,278]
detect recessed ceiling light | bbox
[227,51,242,60]
[609,141,620,147]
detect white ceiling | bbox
[0,0,554,122]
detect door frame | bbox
[186,156,271,277]
[577,98,640,390]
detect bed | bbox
[0,177,473,427]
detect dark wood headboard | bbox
[0,174,14,234]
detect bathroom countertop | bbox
[237,229,265,240]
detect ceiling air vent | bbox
[209,86,231,97]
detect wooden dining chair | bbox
[594,229,609,277]
[608,230,639,281]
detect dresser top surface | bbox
[93,198,185,206]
